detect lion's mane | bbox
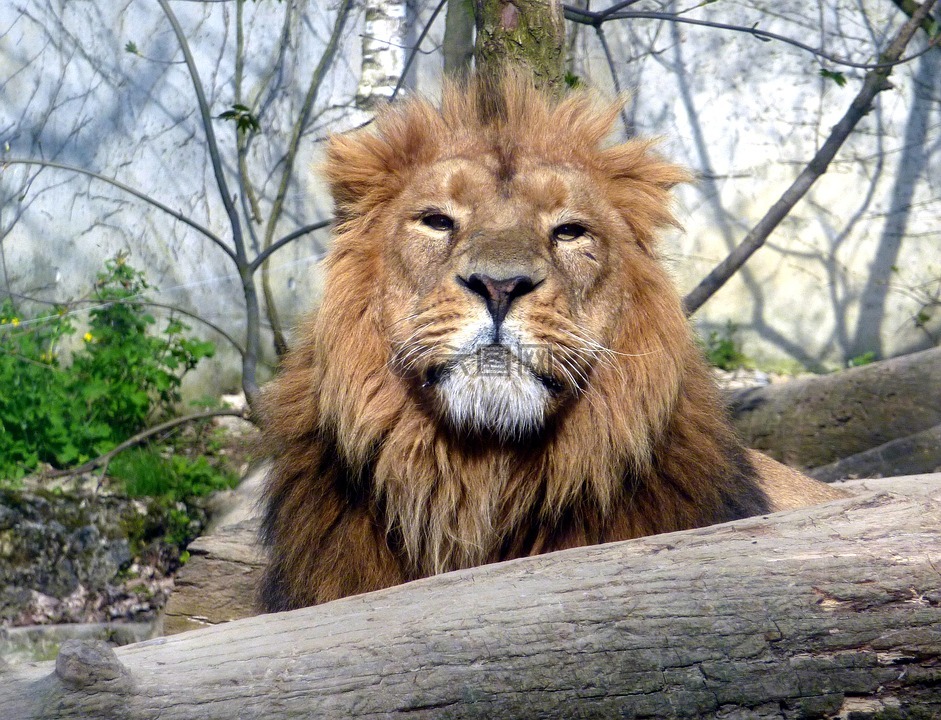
[258,77,770,611]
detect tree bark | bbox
[473,0,566,94]
[810,423,941,482]
[357,0,408,109]
[444,0,475,78]
[730,346,941,470]
[3,475,940,719]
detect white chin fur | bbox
[435,366,549,440]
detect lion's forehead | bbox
[406,156,597,224]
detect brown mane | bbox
[258,78,779,611]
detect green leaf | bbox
[125,41,139,55]
[216,104,261,135]
[819,69,847,87]
[847,351,876,368]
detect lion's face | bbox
[318,78,691,454]
[381,156,640,439]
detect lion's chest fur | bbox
[367,417,653,575]
[372,430,543,575]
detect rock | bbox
[162,466,266,635]
[0,488,179,626]
[55,639,130,688]
[162,519,265,635]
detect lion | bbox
[258,76,845,612]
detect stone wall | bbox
[0,486,178,626]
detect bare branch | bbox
[234,0,264,249]
[46,408,253,479]
[683,0,938,315]
[251,219,332,273]
[593,24,632,135]
[133,300,245,356]
[156,0,263,406]
[1,160,236,262]
[564,4,938,70]
[157,0,245,259]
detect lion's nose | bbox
[459,273,539,326]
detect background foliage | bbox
[0,253,214,481]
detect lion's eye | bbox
[553,223,587,242]
[421,213,455,232]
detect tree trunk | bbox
[473,0,566,94]
[730,346,941,470]
[357,0,408,109]
[3,475,939,719]
[444,0,475,78]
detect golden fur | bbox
[259,77,844,611]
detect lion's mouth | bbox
[421,344,565,396]
[423,365,564,396]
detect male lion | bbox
[259,77,843,611]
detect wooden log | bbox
[162,466,266,634]
[3,474,939,719]
[161,519,264,635]
[810,423,941,482]
[730,346,941,469]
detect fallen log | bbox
[730,346,941,470]
[162,465,266,635]
[2,474,939,719]
[810,423,941,482]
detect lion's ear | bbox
[598,140,692,254]
[324,131,399,221]
[324,103,443,221]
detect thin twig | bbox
[46,408,253,478]
[1,159,236,262]
[251,219,332,272]
[157,0,244,260]
[598,0,645,18]
[593,24,632,135]
[235,0,264,251]
[131,300,245,356]
[682,0,938,315]
[564,4,937,70]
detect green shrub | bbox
[110,448,238,502]
[110,447,239,550]
[0,253,215,480]
[0,303,75,480]
[700,321,748,371]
